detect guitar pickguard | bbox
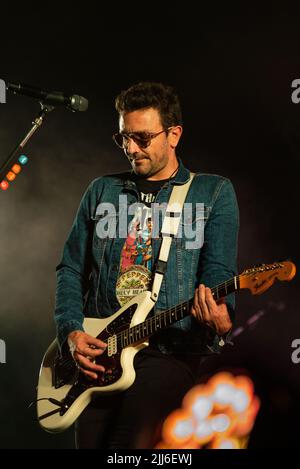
[58,303,143,411]
[100,303,138,338]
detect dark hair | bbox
[115,81,182,128]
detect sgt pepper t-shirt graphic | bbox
[116,178,169,306]
[116,197,153,306]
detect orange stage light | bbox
[6,171,16,181]
[12,164,21,174]
[157,371,260,449]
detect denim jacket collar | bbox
[112,158,191,191]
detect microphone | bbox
[6,81,88,112]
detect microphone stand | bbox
[0,102,55,185]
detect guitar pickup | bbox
[107,334,117,356]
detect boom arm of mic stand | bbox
[0,102,55,183]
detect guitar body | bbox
[37,290,154,433]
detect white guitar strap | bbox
[150,172,195,302]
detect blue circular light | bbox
[19,155,28,165]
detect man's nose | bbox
[126,137,141,154]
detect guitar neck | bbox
[119,275,240,348]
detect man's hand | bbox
[191,284,232,336]
[67,330,107,380]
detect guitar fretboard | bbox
[118,275,240,348]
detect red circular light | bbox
[0,180,9,190]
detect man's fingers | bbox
[205,286,216,305]
[77,345,104,358]
[87,336,107,350]
[198,284,210,322]
[192,287,204,322]
[72,334,107,357]
[74,353,105,373]
[193,294,199,311]
[190,306,199,317]
[192,284,211,323]
[191,284,233,335]
[80,368,98,380]
[68,331,109,377]
[68,331,107,350]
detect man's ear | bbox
[169,126,183,148]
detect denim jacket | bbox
[54,158,239,356]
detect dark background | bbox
[0,3,299,448]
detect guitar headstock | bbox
[239,261,296,295]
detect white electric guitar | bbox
[36,260,296,433]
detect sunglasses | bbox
[112,127,173,150]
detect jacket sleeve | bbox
[197,177,239,349]
[54,181,96,349]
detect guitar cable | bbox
[28,397,67,421]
